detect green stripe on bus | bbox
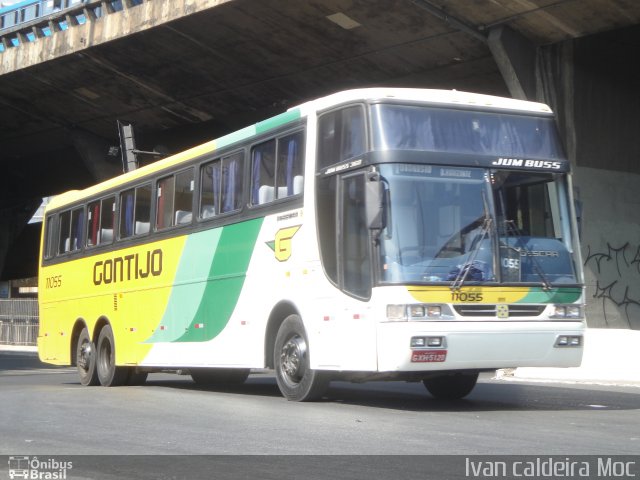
[519,287,582,304]
[216,125,257,150]
[175,218,264,342]
[255,109,301,134]
[212,108,300,151]
[145,229,223,343]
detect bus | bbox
[37,88,585,401]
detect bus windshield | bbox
[371,103,564,159]
[378,164,579,287]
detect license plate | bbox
[411,350,447,363]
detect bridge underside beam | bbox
[487,25,537,101]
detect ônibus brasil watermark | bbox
[8,456,72,480]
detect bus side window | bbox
[251,140,276,205]
[134,184,152,235]
[221,152,243,213]
[119,184,151,238]
[317,106,365,170]
[340,173,371,298]
[119,189,135,239]
[58,211,70,254]
[316,175,338,284]
[251,133,303,206]
[58,208,83,253]
[87,200,101,247]
[156,175,175,230]
[157,169,194,229]
[201,152,244,218]
[43,215,56,259]
[70,208,84,252]
[277,132,304,199]
[174,169,194,224]
[99,197,116,244]
[200,159,221,218]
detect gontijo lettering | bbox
[93,249,163,285]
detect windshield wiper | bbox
[450,191,493,291]
[504,220,552,291]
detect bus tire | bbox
[274,314,329,401]
[96,324,129,387]
[76,327,99,386]
[190,368,249,385]
[423,372,479,400]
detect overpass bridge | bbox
[1,0,639,328]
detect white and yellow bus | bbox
[38,88,585,401]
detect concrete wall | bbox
[569,27,640,330]
[574,166,640,329]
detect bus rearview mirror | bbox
[365,172,385,230]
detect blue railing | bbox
[0,0,143,53]
[0,0,43,29]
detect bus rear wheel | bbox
[96,324,129,387]
[76,327,99,386]
[423,372,479,400]
[274,315,329,401]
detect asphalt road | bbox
[1,351,639,479]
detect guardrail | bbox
[0,299,39,345]
[0,0,144,53]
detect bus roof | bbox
[46,88,554,212]
[294,87,553,117]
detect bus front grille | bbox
[453,305,546,317]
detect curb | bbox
[0,345,38,353]
[510,328,640,387]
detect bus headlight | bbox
[386,305,407,321]
[551,305,584,319]
[385,304,451,321]
[426,305,442,318]
[565,305,583,318]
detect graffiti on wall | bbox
[584,242,640,329]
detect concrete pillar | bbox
[536,41,576,164]
[487,25,537,101]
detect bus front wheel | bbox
[96,324,130,387]
[274,315,329,402]
[423,372,479,400]
[76,327,99,386]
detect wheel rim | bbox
[279,334,307,386]
[78,340,92,372]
